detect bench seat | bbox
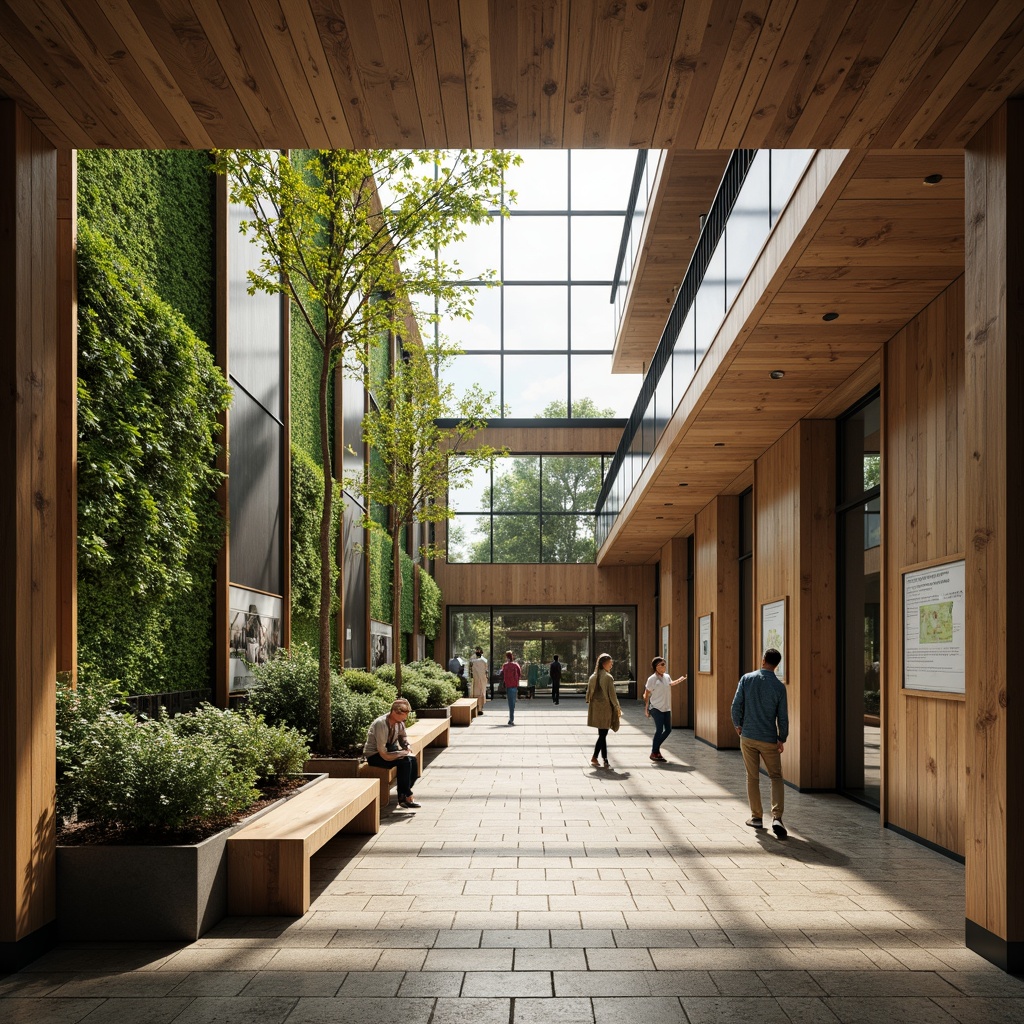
[358,715,450,804]
[227,777,379,916]
[451,697,479,726]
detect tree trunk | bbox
[317,356,333,752]
[392,524,403,695]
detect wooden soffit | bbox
[611,149,731,375]
[0,2,1022,151]
[598,148,965,566]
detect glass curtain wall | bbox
[448,606,637,698]
[596,150,814,548]
[838,394,882,808]
[418,151,644,420]
[448,453,614,564]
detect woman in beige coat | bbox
[586,653,621,768]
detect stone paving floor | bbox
[3,698,1023,1023]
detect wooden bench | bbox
[227,778,379,917]
[451,697,479,726]
[358,716,450,805]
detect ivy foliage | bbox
[76,223,230,691]
[418,569,441,640]
[290,446,340,621]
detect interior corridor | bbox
[3,700,1021,1024]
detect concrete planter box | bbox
[303,756,361,778]
[418,706,452,719]
[56,773,326,942]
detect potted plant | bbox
[56,690,315,941]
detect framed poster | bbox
[370,620,393,669]
[902,557,965,694]
[760,597,787,682]
[698,614,712,673]
[228,586,283,692]
[661,624,670,665]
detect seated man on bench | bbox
[363,698,421,809]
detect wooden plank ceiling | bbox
[612,150,731,374]
[598,149,965,565]
[0,1,1022,151]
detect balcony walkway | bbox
[4,699,1023,1023]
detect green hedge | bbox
[76,223,229,693]
[419,569,441,639]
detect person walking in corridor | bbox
[731,648,789,837]
[501,650,521,725]
[644,657,686,762]
[468,646,489,715]
[549,654,562,704]
[586,653,620,768]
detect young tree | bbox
[355,338,506,692]
[214,149,511,752]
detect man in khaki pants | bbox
[731,648,789,838]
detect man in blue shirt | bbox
[731,648,789,837]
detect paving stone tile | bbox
[397,972,464,997]
[592,996,687,1023]
[167,973,256,997]
[756,971,827,997]
[423,948,514,972]
[481,930,551,948]
[930,997,1024,1023]
[461,971,553,997]
[163,950,278,973]
[551,930,615,948]
[432,930,482,948]
[59,996,193,1024]
[430,997,512,1024]
[0,998,106,1024]
[237,972,345,997]
[262,949,380,972]
[553,971,651,997]
[585,948,654,971]
[820,997,960,1023]
[0,975,72,998]
[284,996,434,1024]
[773,997,842,1023]
[644,971,718,996]
[513,996,594,1023]
[808,971,960,997]
[164,996,296,1024]
[335,971,404,996]
[48,972,192,997]
[325,929,437,948]
[515,948,587,971]
[710,970,771,995]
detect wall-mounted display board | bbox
[371,619,393,670]
[902,557,965,695]
[698,614,712,673]
[760,596,788,683]
[662,624,670,665]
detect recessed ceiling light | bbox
[664,503,673,506]
[656,516,664,520]
[678,482,688,487]
[923,173,943,185]
[713,442,725,447]
[822,311,839,322]
[769,369,785,380]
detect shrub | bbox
[248,644,322,740]
[74,713,258,832]
[400,679,429,711]
[56,674,128,819]
[173,705,309,783]
[424,677,460,709]
[330,688,392,752]
[342,669,396,705]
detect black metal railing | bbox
[596,149,756,518]
[609,150,649,305]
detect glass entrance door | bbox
[838,396,882,808]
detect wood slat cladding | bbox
[0,102,57,946]
[612,150,731,375]
[964,102,1024,961]
[754,421,836,790]
[0,2,1023,149]
[599,148,965,565]
[883,279,966,857]
[464,423,624,455]
[693,496,739,749]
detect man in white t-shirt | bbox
[643,657,687,762]
[468,646,489,714]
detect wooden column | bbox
[659,537,691,726]
[0,101,59,972]
[56,150,77,685]
[963,99,1024,973]
[694,496,739,748]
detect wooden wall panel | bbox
[659,537,691,726]
[884,278,966,857]
[964,101,1024,963]
[0,101,57,955]
[694,496,739,748]
[754,420,836,790]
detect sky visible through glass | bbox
[409,150,645,419]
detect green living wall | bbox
[76,151,226,694]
